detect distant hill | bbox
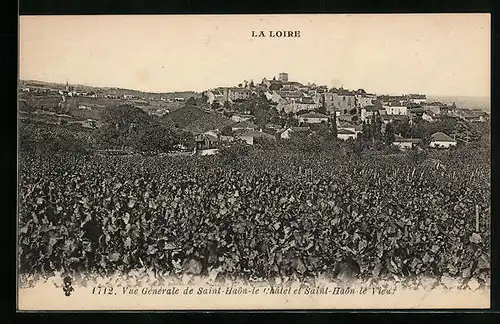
[163,105,233,133]
[427,95,490,112]
[20,79,200,100]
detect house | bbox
[378,95,407,106]
[232,120,257,132]
[422,110,438,122]
[205,87,252,105]
[323,88,357,114]
[476,111,490,122]
[297,112,329,124]
[195,133,219,150]
[266,123,285,133]
[219,135,235,142]
[360,105,380,122]
[408,94,427,104]
[392,135,421,150]
[231,114,254,123]
[409,107,425,119]
[337,128,357,141]
[337,114,356,123]
[355,90,377,109]
[205,89,224,105]
[429,132,457,148]
[271,90,301,103]
[336,121,356,132]
[280,126,311,139]
[204,129,221,138]
[381,114,409,125]
[281,81,304,91]
[236,130,276,145]
[455,109,487,123]
[261,78,284,90]
[383,102,408,116]
[293,96,319,112]
[424,103,449,115]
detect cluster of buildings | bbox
[20,81,186,103]
[197,72,489,152]
[21,81,99,98]
[194,113,459,150]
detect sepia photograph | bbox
[17,14,491,310]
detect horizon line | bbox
[18,78,491,99]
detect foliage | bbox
[218,143,251,166]
[18,147,490,285]
[19,122,91,155]
[185,97,197,106]
[384,122,396,144]
[97,104,193,152]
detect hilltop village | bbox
[18,73,490,155]
[198,72,489,151]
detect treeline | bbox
[95,104,193,152]
[19,121,92,155]
[19,104,195,155]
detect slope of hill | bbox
[163,105,233,132]
[21,79,200,100]
[427,95,490,112]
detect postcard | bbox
[17,13,491,310]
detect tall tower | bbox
[278,72,288,82]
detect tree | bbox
[285,113,298,127]
[331,112,338,137]
[19,122,90,155]
[221,124,234,136]
[393,120,411,138]
[361,121,372,141]
[384,122,396,145]
[97,103,192,152]
[373,114,383,140]
[186,97,197,106]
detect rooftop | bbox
[337,128,356,135]
[338,121,355,129]
[431,132,456,142]
[288,126,311,132]
[276,91,304,99]
[237,130,276,140]
[363,105,380,111]
[232,120,258,129]
[299,97,316,104]
[298,112,329,119]
[394,134,421,143]
[409,94,426,99]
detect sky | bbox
[19,14,490,97]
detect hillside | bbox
[427,95,491,112]
[163,105,233,133]
[20,79,200,100]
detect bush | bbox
[19,122,91,155]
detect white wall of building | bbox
[429,141,457,148]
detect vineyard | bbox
[18,148,490,290]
